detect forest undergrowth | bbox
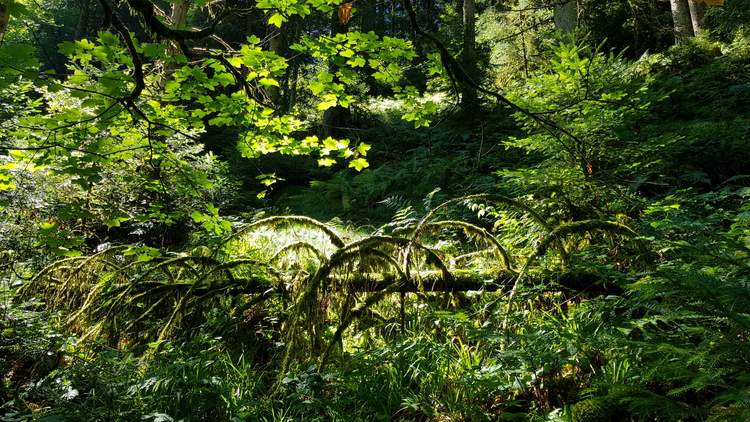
[2,0,750,420]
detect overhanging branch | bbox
[126,0,229,41]
[401,0,588,167]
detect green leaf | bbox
[317,96,338,111]
[356,143,371,156]
[268,13,285,28]
[259,77,280,87]
[191,210,206,222]
[125,246,162,263]
[348,158,369,171]
[39,221,57,232]
[104,217,130,228]
[347,57,366,67]
[318,158,336,167]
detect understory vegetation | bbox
[1,0,750,420]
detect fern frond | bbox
[230,215,345,248]
[531,219,637,264]
[426,220,513,270]
[270,241,328,267]
[404,194,558,280]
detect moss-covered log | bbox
[191,270,619,295]
[339,270,620,295]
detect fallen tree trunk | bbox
[339,270,620,295]
[211,270,621,296]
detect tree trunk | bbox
[73,0,91,41]
[361,0,377,33]
[687,0,705,36]
[553,0,577,33]
[322,11,351,138]
[170,0,190,29]
[670,0,694,42]
[286,61,299,111]
[0,1,11,41]
[422,0,437,33]
[376,1,386,35]
[460,0,478,110]
[266,24,283,105]
[390,0,396,35]
[462,0,475,61]
[282,19,301,112]
[165,0,190,74]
